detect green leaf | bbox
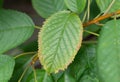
[21,67,33,82]
[0,55,15,82]
[38,11,83,73]
[80,0,100,38]
[68,46,88,80]
[32,0,67,18]
[89,0,100,20]
[26,69,53,82]
[68,44,97,81]
[0,9,34,54]
[80,0,100,20]
[10,54,34,82]
[20,40,38,52]
[52,72,64,82]
[83,24,100,38]
[97,20,120,82]
[80,75,99,82]
[64,0,86,14]
[96,0,120,13]
[57,72,76,82]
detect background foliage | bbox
[0,0,120,82]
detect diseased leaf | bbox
[32,0,67,18]
[26,69,53,82]
[0,55,15,82]
[97,20,120,82]
[0,9,34,54]
[96,0,120,13]
[38,11,83,73]
[64,0,86,14]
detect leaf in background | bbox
[79,75,99,82]
[20,40,38,52]
[68,45,88,80]
[83,24,100,38]
[0,0,3,8]
[26,69,53,82]
[96,0,120,13]
[89,0,100,20]
[64,0,86,14]
[68,44,97,81]
[38,11,83,73]
[32,0,67,18]
[97,20,120,82]
[52,71,64,82]
[0,9,34,54]
[80,0,100,38]
[57,71,76,82]
[10,54,34,82]
[0,55,15,82]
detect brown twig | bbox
[30,54,39,65]
[83,10,120,27]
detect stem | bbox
[32,66,38,82]
[83,10,120,27]
[18,53,38,82]
[103,0,115,15]
[35,26,41,29]
[82,10,87,23]
[87,0,91,21]
[95,22,104,26]
[114,15,117,20]
[14,52,37,59]
[31,53,39,65]
[18,64,30,82]
[84,30,99,36]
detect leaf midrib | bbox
[49,14,71,72]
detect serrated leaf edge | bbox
[38,11,83,73]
